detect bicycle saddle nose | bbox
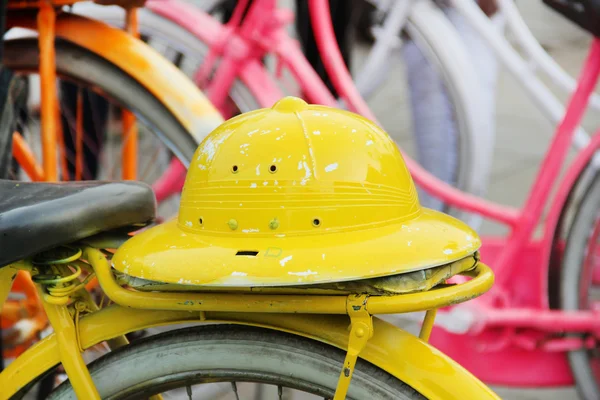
[112,97,481,287]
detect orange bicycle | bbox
[1,0,222,373]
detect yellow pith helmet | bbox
[113,97,481,287]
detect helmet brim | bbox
[112,208,481,287]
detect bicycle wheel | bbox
[3,37,198,216]
[49,324,425,399]
[560,173,600,400]
[78,2,488,226]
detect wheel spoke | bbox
[59,89,97,180]
[278,385,283,400]
[186,384,192,400]
[55,99,70,181]
[231,382,240,400]
[139,144,163,182]
[12,131,45,181]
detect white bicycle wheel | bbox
[356,0,494,227]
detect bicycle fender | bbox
[9,13,223,156]
[211,312,501,400]
[1,306,499,399]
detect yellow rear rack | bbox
[87,247,493,315]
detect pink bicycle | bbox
[65,0,600,398]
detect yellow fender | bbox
[10,13,224,149]
[1,306,499,399]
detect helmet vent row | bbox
[231,165,278,174]
[195,217,322,229]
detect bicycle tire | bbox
[48,324,426,399]
[560,172,600,400]
[402,1,493,225]
[80,2,487,226]
[3,37,198,167]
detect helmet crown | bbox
[179,97,420,237]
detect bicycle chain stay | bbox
[334,294,373,400]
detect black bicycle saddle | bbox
[0,180,155,268]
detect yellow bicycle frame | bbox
[0,248,499,400]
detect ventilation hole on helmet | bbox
[236,250,259,257]
[269,165,277,173]
[312,218,321,227]
[198,217,203,225]
[232,165,239,173]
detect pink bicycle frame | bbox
[148,0,600,386]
